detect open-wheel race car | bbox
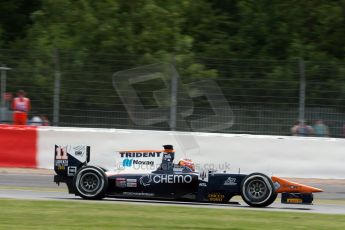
[54,145,322,207]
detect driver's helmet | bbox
[178,158,195,171]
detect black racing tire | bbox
[240,173,277,207]
[73,166,108,200]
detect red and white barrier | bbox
[0,125,37,168]
[1,125,345,178]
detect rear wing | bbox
[54,145,90,178]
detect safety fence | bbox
[1,49,345,137]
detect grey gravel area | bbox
[0,173,66,189]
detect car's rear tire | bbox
[241,173,277,207]
[73,166,108,200]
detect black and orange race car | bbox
[54,145,322,207]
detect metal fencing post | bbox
[298,58,306,123]
[0,66,11,123]
[53,48,61,126]
[169,57,178,130]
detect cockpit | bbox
[157,145,195,173]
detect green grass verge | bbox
[1,199,345,230]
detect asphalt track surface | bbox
[1,170,345,215]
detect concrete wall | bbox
[36,126,345,179]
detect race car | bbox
[53,144,323,207]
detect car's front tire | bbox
[241,173,277,207]
[73,166,108,200]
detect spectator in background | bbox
[30,115,42,126]
[12,90,31,125]
[40,115,50,126]
[30,114,50,126]
[313,119,330,137]
[291,120,314,136]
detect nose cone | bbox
[271,176,323,193]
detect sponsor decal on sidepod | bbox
[139,174,193,186]
[122,158,154,167]
[223,177,237,186]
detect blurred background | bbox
[1,0,345,137]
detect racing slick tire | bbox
[73,166,108,200]
[240,173,277,207]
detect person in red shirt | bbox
[12,90,31,125]
[40,114,50,126]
